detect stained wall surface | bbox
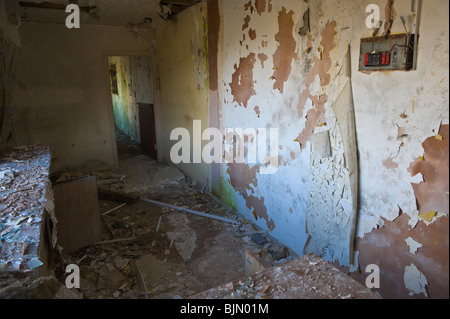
[155,2,211,186]
[2,23,148,173]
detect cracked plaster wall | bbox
[215,0,449,298]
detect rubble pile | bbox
[0,145,53,273]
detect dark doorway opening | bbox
[138,103,157,160]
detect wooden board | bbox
[53,176,101,254]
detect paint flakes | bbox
[229,53,257,108]
[244,1,254,13]
[290,151,296,160]
[242,15,251,31]
[249,28,257,41]
[272,7,298,94]
[408,210,420,229]
[405,237,422,255]
[257,53,268,69]
[384,158,399,169]
[356,212,448,298]
[254,0,266,15]
[305,119,354,266]
[404,264,428,297]
[397,126,407,138]
[408,125,449,215]
[254,106,261,117]
[296,21,337,148]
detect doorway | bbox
[106,54,158,161]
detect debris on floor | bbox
[191,254,382,299]
[0,145,54,276]
[152,166,185,186]
[0,269,60,299]
[50,132,296,299]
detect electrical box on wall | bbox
[359,33,416,72]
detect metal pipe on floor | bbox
[141,198,241,225]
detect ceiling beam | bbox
[160,0,200,6]
[19,1,93,12]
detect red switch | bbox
[364,53,369,66]
[380,52,390,65]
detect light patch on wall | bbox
[404,264,428,297]
[405,237,422,255]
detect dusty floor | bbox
[53,129,294,299]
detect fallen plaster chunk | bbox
[405,237,423,255]
[152,166,185,185]
[404,264,428,297]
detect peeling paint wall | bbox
[155,1,211,186]
[108,55,153,143]
[216,0,449,298]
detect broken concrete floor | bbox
[53,129,295,299]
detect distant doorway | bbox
[107,55,157,161]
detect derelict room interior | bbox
[0,0,448,300]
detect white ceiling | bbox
[19,0,164,27]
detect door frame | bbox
[102,50,161,166]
